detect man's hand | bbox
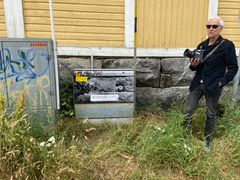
[190,58,201,67]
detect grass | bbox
[1,94,240,179]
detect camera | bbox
[183,48,204,61]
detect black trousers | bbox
[185,83,222,138]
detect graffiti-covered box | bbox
[0,38,58,122]
[73,69,135,123]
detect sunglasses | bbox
[206,24,219,29]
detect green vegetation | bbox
[1,94,240,179]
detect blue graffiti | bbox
[0,48,49,84]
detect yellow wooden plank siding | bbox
[137,0,209,48]
[0,0,7,37]
[23,0,124,47]
[218,0,240,47]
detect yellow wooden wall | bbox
[23,0,124,47]
[3,0,239,49]
[137,0,209,48]
[218,0,240,47]
[0,0,7,37]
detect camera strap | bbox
[202,39,225,63]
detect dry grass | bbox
[1,98,240,179]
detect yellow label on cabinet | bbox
[76,75,88,82]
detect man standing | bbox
[183,16,238,151]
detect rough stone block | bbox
[58,57,102,83]
[102,58,161,87]
[161,58,194,86]
[136,86,189,108]
[160,74,173,88]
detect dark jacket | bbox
[189,35,238,95]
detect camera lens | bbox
[183,49,194,59]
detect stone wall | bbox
[58,57,239,109]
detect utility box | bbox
[73,69,135,123]
[0,38,58,122]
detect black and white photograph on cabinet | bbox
[73,69,134,104]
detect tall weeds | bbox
[1,93,240,179]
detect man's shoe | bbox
[203,145,211,152]
[203,138,212,152]
[203,143,211,152]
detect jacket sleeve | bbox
[219,42,239,86]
